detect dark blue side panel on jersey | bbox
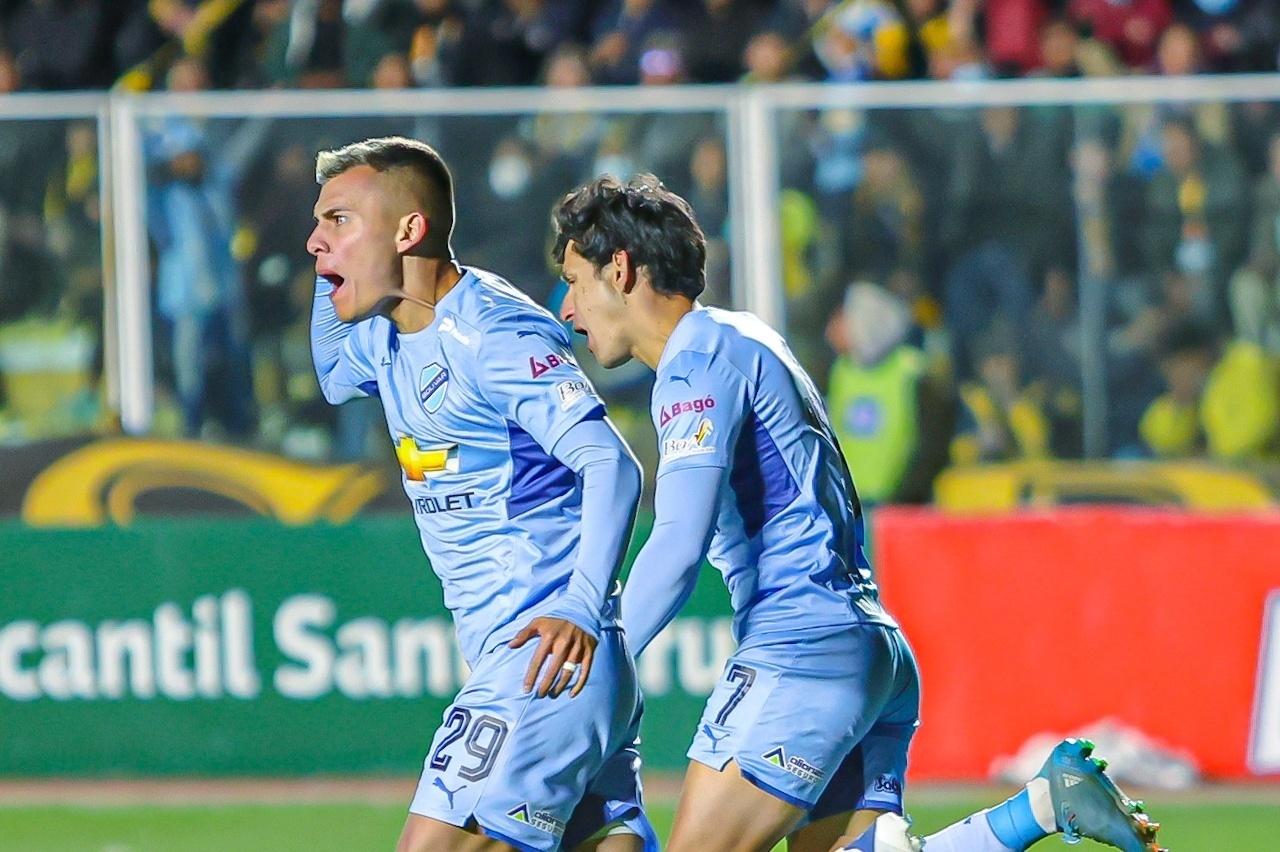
[507,422,576,517]
[358,380,379,397]
[729,410,800,538]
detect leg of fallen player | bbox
[785,808,890,852]
[396,813,524,852]
[573,830,646,851]
[665,760,806,852]
[832,739,1164,852]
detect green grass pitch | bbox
[0,797,1273,851]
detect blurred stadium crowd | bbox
[3,0,1280,504]
[3,0,1279,91]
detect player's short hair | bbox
[316,136,455,257]
[551,173,706,300]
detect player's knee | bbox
[395,814,470,852]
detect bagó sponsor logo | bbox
[529,353,570,378]
[659,396,716,426]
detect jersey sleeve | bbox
[653,349,751,477]
[311,277,379,404]
[475,312,605,450]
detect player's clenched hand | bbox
[509,617,596,698]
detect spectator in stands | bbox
[3,0,111,89]
[1140,322,1215,457]
[942,105,1071,377]
[631,36,718,191]
[984,0,1049,77]
[899,0,957,78]
[468,135,562,301]
[262,0,344,87]
[519,44,603,177]
[842,130,925,283]
[1179,0,1280,74]
[1140,321,1280,460]
[1033,17,1082,78]
[1156,20,1202,76]
[1069,0,1172,71]
[741,29,794,83]
[686,0,770,83]
[378,0,466,87]
[588,0,685,85]
[451,0,578,86]
[145,56,256,440]
[1230,101,1280,180]
[1230,129,1280,353]
[951,320,1053,464]
[825,282,952,503]
[686,135,732,304]
[370,50,412,88]
[1142,116,1246,330]
[1122,22,1233,185]
[812,0,910,82]
[0,199,60,324]
[1025,265,1084,455]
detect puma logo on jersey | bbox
[701,723,730,753]
[433,777,465,809]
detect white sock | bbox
[923,777,1057,852]
[1024,777,1057,833]
[923,816,1016,852]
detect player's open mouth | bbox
[320,273,346,295]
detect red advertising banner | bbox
[874,508,1280,780]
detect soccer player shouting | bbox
[552,174,1162,852]
[308,137,656,852]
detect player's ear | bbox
[396,211,430,254]
[612,249,637,295]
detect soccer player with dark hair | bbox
[308,137,657,852]
[552,173,1163,852]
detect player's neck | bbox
[390,257,464,333]
[633,295,695,370]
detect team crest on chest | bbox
[419,362,449,413]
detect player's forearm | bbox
[620,465,720,657]
[547,417,642,637]
[310,277,358,405]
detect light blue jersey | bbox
[313,266,655,850]
[313,266,617,665]
[624,306,918,816]
[649,307,894,647]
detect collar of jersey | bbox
[395,267,475,342]
[657,303,706,373]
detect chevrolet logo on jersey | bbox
[395,437,459,481]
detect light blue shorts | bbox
[409,628,657,851]
[688,624,920,818]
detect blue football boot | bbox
[1037,738,1165,852]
